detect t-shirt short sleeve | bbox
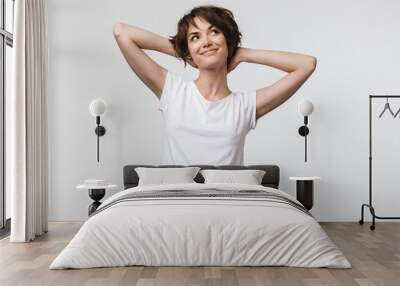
[158,71,185,112]
[243,90,258,131]
[250,90,258,130]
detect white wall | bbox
[47,0,400,221]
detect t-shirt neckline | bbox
[191,81,233,104]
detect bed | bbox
[50,164,351,269]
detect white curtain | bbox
[8,0,48,242]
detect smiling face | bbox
[186,17,229,70]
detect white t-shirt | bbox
[158,71,258,165]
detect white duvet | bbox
[50,183,351,269]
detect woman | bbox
[113,5,317,165]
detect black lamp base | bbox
[298,126,309,136]
[95,126,106,136]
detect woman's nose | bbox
[202,35,212,47]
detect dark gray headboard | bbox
[123,165,280,189]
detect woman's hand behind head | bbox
[227,47,244,74]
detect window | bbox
[0,0,14,234]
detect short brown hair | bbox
[169,5,242,68]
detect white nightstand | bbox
[76,181,117,216]
[289,177,321,210]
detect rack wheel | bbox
[358,220,364,225]
[370,225,375,231]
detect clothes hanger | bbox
[393,108,400,118]
[378,97,395,118]
[394,106,400,118]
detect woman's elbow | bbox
[113,22,127,40]
[305,56,317,72]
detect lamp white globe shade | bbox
[89,98,107,116]
[298,100,314,116]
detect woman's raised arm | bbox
[229,48,317,119]
[113,22,177,98]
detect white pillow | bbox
[135,167,201,186]
[200,169,266,185]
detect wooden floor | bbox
[0,222,399,286]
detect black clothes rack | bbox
[359,95,400,230]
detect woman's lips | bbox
[202,48,218,56]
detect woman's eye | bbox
[190,30,218,41]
